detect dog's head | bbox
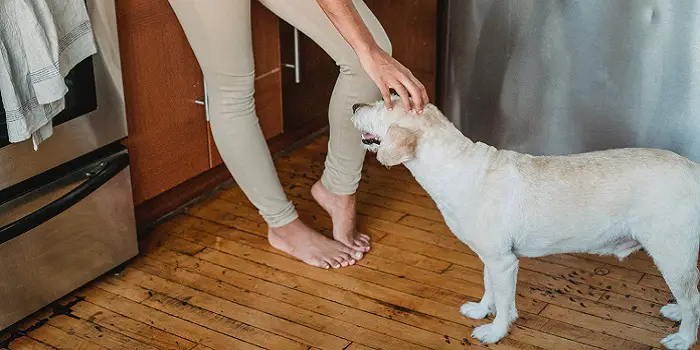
[351,94,443,166]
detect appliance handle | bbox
[0,153,130,245]
[284,27,301,83]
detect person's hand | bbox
[358,46,430,113]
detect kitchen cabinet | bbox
[116,0,210,206]
[118,0,439,228]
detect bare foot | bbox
[268,219,359,269]
[311,181,371,253]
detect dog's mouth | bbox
[361,133,381,145]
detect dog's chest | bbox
[434,198,486,247]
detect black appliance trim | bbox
[0,152,129,245]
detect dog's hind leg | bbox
[471,254,519,344]
[460,267,495,319]
[644,236,700,350]
[614,239,642,261]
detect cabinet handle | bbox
[284,27,301,84]
[195,80,211,122]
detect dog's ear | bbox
[377,125,418,166]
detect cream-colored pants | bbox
[169,0,390,227]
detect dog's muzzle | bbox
[361,133,380,145]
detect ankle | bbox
[268,219,303,237]
[334,192,356,207]
[313,181,355,206]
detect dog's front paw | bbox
[460,302,493,319]
[660,304,683,322]
[661,332,695,350]
[472,323,508,344]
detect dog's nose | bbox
[352,103,364,114]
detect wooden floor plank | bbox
[598,292,668,319]
[45,314,159,350]
[135,252,472,350]
[28,323,109,350]
[68,300,196,350]
[360,242,452,274]
[344,343,376,350]
[572,253,662,277]
[166,221,613,350]
[536,253,644,284]
[539,305,665,347]
[638,274,669,292]
[113,268,328,350]
[181,162,670,350]
[91,273,154,303]
[79,286,265,350]
[397,215,453,236]
[7,337,56,350]
[119,265,424,350]
[142,293,310,350]
[531,317,650,350]
[147,236,539,350]
[190,345,214,350]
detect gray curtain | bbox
[439,0,700,161]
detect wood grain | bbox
[117,0,210,205]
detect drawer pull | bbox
[284,27,301,84]
[195,81,211,121]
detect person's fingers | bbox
[389,80,412,112]
[379,83,393,111]
[402,77,424,113]
[416,79,430,107]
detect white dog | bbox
[351,97,700,350]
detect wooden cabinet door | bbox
[365,0,438,99]
[278,23,337,140]
[209,2,283,167]
[117,0,210,205]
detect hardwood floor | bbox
[2,135,693,349]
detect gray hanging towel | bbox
[0,0,97,150]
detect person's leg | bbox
[169,0,361,268]
[257,0,391,251]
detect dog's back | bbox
[507,147,700,257]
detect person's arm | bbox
[316,0,429,113]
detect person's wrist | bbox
[354,42,382,58]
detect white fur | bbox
[352,98,700,349]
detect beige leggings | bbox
[169,0,390,227]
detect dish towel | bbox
[0,0,97,150]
